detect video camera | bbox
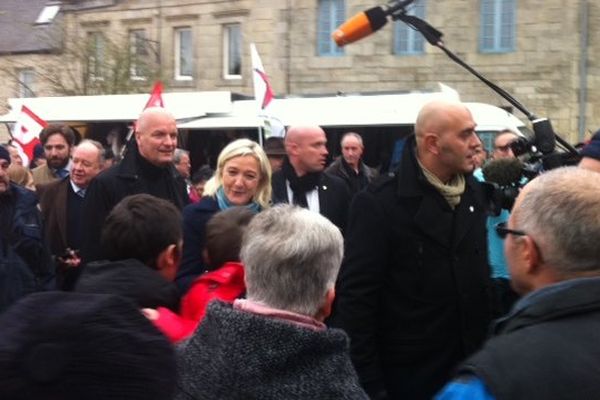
[483,118,581,215]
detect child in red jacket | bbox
[148,207,255,342]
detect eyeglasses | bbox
[495,222,527,239]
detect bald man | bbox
[330,100,492,400]
[80,107,188,264]
[271,125,350,232]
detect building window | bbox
[129,29,148,79]
[87,31,105,80]
[394,0,426,55]
[317,0,345,56]
[174,27,193,80]
[36,4,60,25]
[18,69,35,97]
[223,24,242,79]
[480,0,516,53]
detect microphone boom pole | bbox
[333,2,579,159]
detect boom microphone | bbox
[482,158,524,187]
[332,0,415,47]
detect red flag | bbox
[11,105,47,167]
[132,81,165,132]
[144,81,164,109]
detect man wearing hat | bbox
[263,136,286,173]
[579,130,600,173]
[0,146,53,312]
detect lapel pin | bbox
[469,206,474,212]
[322,185,328,190]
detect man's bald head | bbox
[137,107,176,134]
[415,100,471,141]
[284,125,328,176]
[414,100,478,182]
[135,107,178,167]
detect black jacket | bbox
[80,142,188,263]
[271,170,350,233]
[74,258,180,310]
[325,157,379,195]
[0,183,54,312]
[459,277,600,400]
[329,135,492,400]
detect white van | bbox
[179,85,528,170]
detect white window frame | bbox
[174,27,193,81]
[17,69,35,98]
[88,31,105,81]
[129,29,148,80]
[223,24,242,79]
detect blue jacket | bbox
[0,183,54,312]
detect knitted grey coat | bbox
[175,301,368,400]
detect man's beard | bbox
[47,157,69,169]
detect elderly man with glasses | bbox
[437,166,600,400]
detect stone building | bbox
[0,0,597,144]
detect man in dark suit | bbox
[38,139,104,288]
[271,125,350,232]
[329,100,492,400]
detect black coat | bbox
[80,142,188,264]
[74,258,180,311]
[0,183,54,312]
[458,277,600,400]
[329,136,492,400]
[271,170,350,233]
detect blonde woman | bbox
[176,139,272,294]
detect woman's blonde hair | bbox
[7,164,35,191]
[204,138,272,208]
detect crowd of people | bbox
[1,99,600,399]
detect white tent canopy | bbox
[0,91,233,123]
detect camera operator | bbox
[474,129,521,317]
[578,130,600,173]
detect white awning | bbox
[0,91,233,123]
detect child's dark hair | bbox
[101,194,182,269]
[204,207,255,270]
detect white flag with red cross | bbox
[250,43,284,138]
[251,43,274,111]
[11,105,48,167]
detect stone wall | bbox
[0,0,596,144]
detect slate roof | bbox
[0,0,62,54]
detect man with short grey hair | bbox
[326,132,378,195]
[437,167,600,400]
[175,204,367,400]
[173,148,191,180]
